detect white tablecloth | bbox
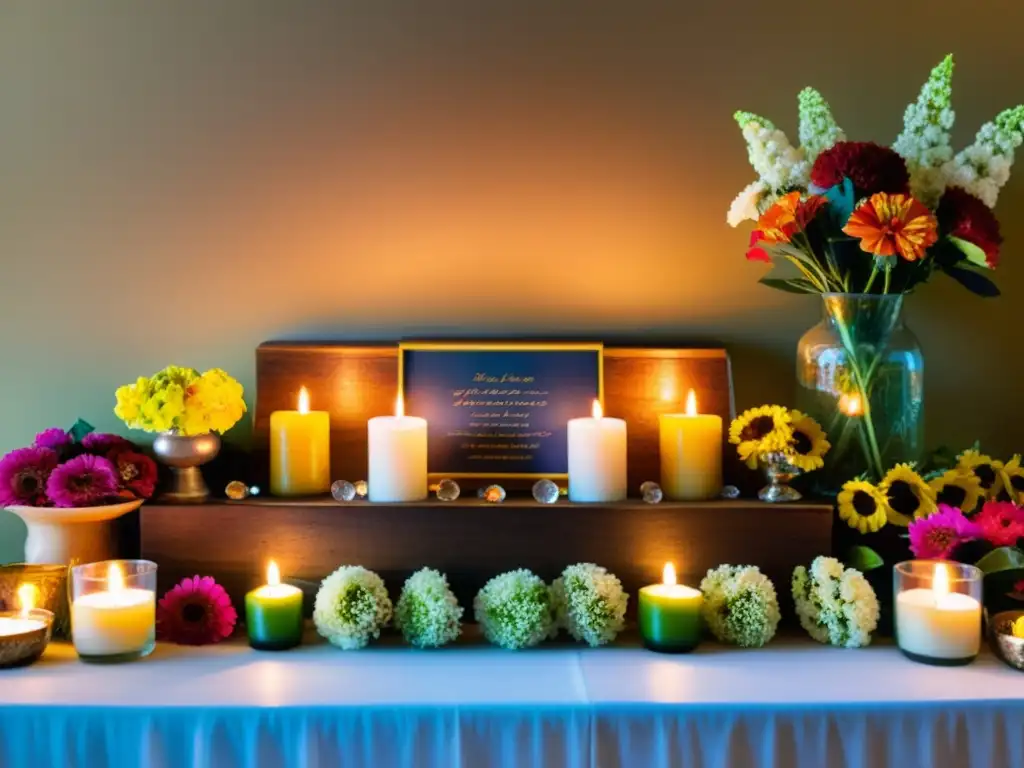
[1,636,1022,768]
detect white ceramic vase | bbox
[5,499,144,565]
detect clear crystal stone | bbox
[639,481,660,497]
[483,484,506,503]
[532,479,560,504]
[436,478,461,501]
[720,485,741,500]
[642,483,663,504]
[225,480,249,501]
[248,485,261,497]
[354,480,368,499]
[331,480,356,502]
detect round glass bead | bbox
[532,479,560,504]
[642,483,663,504]
[483,484,506,503]
[331,480,356,502]
[248,485,260,497]
[354,480,369,499]
[720,485,741,500]
[639,481,660,498]
[225,481,249,501]
[436,478,461,502]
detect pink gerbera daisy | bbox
[108,449,159,499]
[33,428,72,452]
[45,454,120,508]
[975,501,1024,547]
[0,447,58,507]
[157,576,237,645]
[908,504,982,559]
[81,433,133,454]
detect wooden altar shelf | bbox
[140,499,832,617]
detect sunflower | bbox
[928,470,984,515]
[997,455,1024,504]
[729,405,793,462]
[785,410,830,472]
[878,463,937,526]
[837,480,889,534]
[957,449,1004,498]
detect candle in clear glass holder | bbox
[894,560,982,666]
[638,562,703,653]
[71,560,157,663]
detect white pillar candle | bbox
[71,563,155,658]
[368,395,428,502]
[567,400,627,503]
[896,563,981,661]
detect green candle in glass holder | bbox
[245,561,304,651]
[638,562,703,653]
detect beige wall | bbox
[2,1,1023,562]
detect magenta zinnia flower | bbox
[975,501,1024,547]
[33,428,72,452]
[108,449,158,499]
[0,447,58,507]
[908,504,983,559]
[45,454,120,508]
[81,432,133,454]
[157,576,237,645]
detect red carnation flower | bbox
[811,141,910,196]
[937,187,1002,268]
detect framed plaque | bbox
[399,342,603,479]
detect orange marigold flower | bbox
[842,192,938,261]
[757,192,827,244]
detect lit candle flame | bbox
[108,562,126,593]
[933,562,949,597]
[592,399,603,419]
[685,389,698,416]
[297,386,310,415]
[396,393,405,418]
[662,562,677,586]
[839,392,863,417]
[267,560,281,587]
[17,583,37,615]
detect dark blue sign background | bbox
[401,346,601,477]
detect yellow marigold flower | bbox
[957,449,1004,498]
[928,470,984,515]
[879,463,936,527]
[729,405,793,462]
[785,410,830,472]
[837,480,889,534]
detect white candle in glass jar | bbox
[567,400,627,502]
[896,563,981,660]
[72,563,155,657]
[367,395,428,502]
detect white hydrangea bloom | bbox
[394,567,463,649]
[474,569,553,650]
[797,87,845,163]
[700,564,780,648]
[942,106,1024,208]
[313,565,392,650]
[792,557,878,649]
[892,55,955,205]
[726,180,768,227]
[551,563,628,647]
[735,111,809,192]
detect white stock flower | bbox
[942,106,1024,208]
[798,87,845,163]
[892,55,955,205]
[726,180,768,227]
[735,111,809,192]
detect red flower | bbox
[937,187,1002,268]
[811,141,910,195]
[108,449,159,500]
[975,501,1024,548]
[746,230,771,262]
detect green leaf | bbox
[948,236,992,269]
[68,419,95,443]
[759,278,817,294]
[845,545,885,572]
[975,547,1024,575]
[944,265,1000,297]
[824,177,855,226]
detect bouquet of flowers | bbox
[115,366,246,436]
[729,405,830,471]
[730,55,1020,485]
[0,422,158,508]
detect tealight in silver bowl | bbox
[0,608,54,669]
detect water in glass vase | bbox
[796,294,923,494]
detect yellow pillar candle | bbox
[659,389,723,501]
[270,386,331,496]
[367,395,428,502]
[567,400,628,503]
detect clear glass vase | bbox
[796,294,924,493]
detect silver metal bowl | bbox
[989,610,1024,671]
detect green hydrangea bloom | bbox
[551,563,628,647]
[313,565,392,650]
[474,569,552,650]
[700,564,780,648]
[394,568,463,649]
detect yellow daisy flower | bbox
[837,480,889,534]
[997,455,1024,505]
[785,410,830,472]
[957,449,1004,498]
[928,470,984,515]
[729,405,793,462]
[879,463,937,527]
